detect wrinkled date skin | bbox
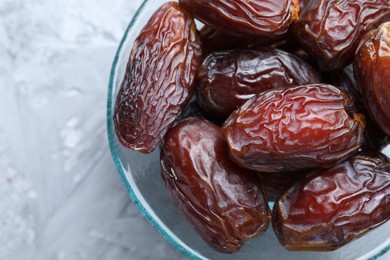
[294,0,390,71]
[114,2,202,153]
[161,118,271,253]
[179,0,299,39]
[272,152,390,251]
[197,49,321,118]
[223,84,365,172]
[355,22,390,137]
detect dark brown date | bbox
[272,152,390,251]
[180,0,299,39]
[222,84,365,172]
[199,26,277,57]
[161,118,270,253]
[177,95,225,126]
[114,2,202,153]
[177,95,206,122]
[324,65,388,149]
[355,22,390,137]
[364,119,390,150]
[197,49,321,118]
[323,65,363,111]
[277,41,314,65]
[258,170,310,202]
[294,0,390,71]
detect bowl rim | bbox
[106,1,390,259]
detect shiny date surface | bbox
[294,0,390,71]
[180,0,299,39]
[161,118,270,253]
[355,22,390,137]
[114,2,202,153]
[272,152,390,251]
[197,49,321,118]
[223,84,365,172]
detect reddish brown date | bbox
[355,22,390,137]
[294,0,390,71]
[161,118,270,253]
[114,2,202,153]
[197,49,321,118]
[179,0,299,39]
[272,152,390,251]
[222,84,365,172]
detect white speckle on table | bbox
[0,0,184,259]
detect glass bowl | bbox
[107,0,390,259]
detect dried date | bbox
[323,65,363,111]
[355,22,390,137]
[276,41,314,65]
[324,65,388,149]
[197,49,321,118]
[179,0,299,39]
[199,26,276,57]
[272,152,390,251]
[222,84,365,172]
[294,0,390,71]
[258,170,310,202]
[161,118,270,253]
[114,2,202,153]
[177,95,225,126]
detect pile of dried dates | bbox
[114,0,390,254]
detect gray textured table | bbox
[0,0,183,259]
